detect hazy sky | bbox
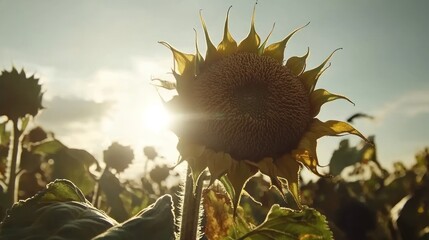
[1,0,428,178]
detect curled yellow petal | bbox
[263,22,310,62]
[310,88,354,117]
[159,41,196,76]
[285,47,309,76]
[301,48,341,93]
[237,5,260,53]
[217,6,237,56]
[151,78,176,90]
[294,119,368,176]
[310,118,367,140]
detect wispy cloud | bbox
[374,89,429,122]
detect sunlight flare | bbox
[142,102,170,131]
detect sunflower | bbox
[0,67,43,121]
[159,7,367,210]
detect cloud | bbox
[38,97,113,127]
[374,89,429,122]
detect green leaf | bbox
[38,179,88,203]
[93,194,175,240]
[236,205,333,240]
[99,170,129,222]
[33,140,97,195]
[32,139,65,155]
[0,179,117,240]
[50,149,96,195]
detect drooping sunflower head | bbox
[103,142,134,173]
[159,7,367,210]
[0,67,43,121]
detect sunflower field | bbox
[1,3,428,240]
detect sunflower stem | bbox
[180,166,204,240]
[6,119,22,207]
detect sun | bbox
[142,102,170,131]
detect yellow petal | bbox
[199,10,219,65]
[310,118,367,140]
[159,41,195,77]
[293,148,325,177]
[301,48,341,93]
[285,47,309,76]
[294,119,368,176]
[193,29,204,75]
[217,6,237,56]
[206,151,233,186]
[237,5,260,53]
[226,160,257,217]
[263,22,310,62]
[275,154,302,208]
[257,23,275,55]
[310,89,354,117]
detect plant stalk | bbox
[179,166,204,240]
[6,119,22,207]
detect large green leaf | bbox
[235,205,333,240]
[0,179,117,240]
[32,140,96,195]
[51,149,96,195]
[93,194,175,240]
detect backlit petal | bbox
[237,6,260,53]
[263,22,309,62]
[301,48,341,93]
[217,7,237,56]
[310,89,354,117]
[286,47,309,76]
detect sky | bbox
[1,0,428,179]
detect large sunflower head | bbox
[159,7,367,210]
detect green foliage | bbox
[0,180,117,240]
[32,140,96,195]
[93,194,175,240]
[234,205,332,240]
[0,180,176,240]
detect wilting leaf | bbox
[235,205,333,240]
[0,179,117,240]
[93,194,175,240]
